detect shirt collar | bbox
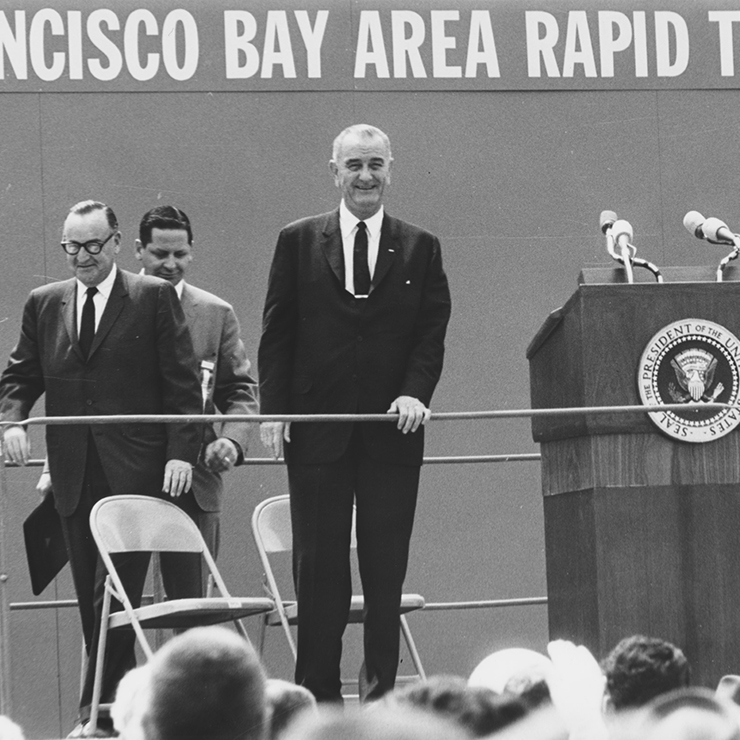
[77,263,117,300]
[339,200,384,240]
[138,267,185,299]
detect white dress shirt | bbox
[339,200,384,296]
[75,264,117,335]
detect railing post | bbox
[0,455,13,715]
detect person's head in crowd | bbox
[387,675,528,737]
[717,675,740,707]
[0,716,25,740]
[503,673,552,710]
[282,705,470,740]
[265,679,317,740]
[61,200,121,288]
[631,687,740,740]
[602,634,691,711]
[141,626,267,740]
[468,648,553,695]
[111,665,152,740]
[135,205,193,286]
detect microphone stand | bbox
[715,236,740,282]
[606,233,663,283]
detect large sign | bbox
[3,0,740,92]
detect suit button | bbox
[86,399,93,406]
[357,335,363,342]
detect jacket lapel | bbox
[370,213,397,294]
[88,268,127,359]
[320,209,345,288]
[180,283,199,327]
[61,281,84,362]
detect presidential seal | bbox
[638,319,740,442]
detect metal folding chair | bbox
[250,494,426,694]
[88,495,274,733]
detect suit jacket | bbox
[181,282,258,512]
[0,268,203,517]
[259,208,451,466]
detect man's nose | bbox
[164,255,177,269]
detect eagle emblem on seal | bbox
[669,349,723,403]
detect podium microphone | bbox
[599,211,662,283]
[683,210,706,240]
[683,210,738,246]
[684,210,740,281]
[599,210,617,234]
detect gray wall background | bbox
[1,85,739,737]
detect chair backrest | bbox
[90,495,206,554]
[251,495,357,555]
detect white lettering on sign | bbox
[0,8,199,81]
[355,9,500,79]
[526,10,689,78]
[224,9,328,79]
[709,11,740,77]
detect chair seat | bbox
[264,594,425,626]
[109,597,275,630]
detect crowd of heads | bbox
[4,628,740,740]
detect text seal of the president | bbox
[638,318,740,442]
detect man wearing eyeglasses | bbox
[0,200,203,737]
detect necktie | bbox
[353,221,370,296]
[79,287,98,358]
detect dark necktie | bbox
[353,221,370,296]
[79,287,98,358]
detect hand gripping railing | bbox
[0,401,736,714]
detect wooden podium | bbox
[528,266,740,687]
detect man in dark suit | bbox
[0,200,203,735]
[134,205,259,598]
[258,124,451,703]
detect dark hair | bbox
[602,635,691,710]
[69,200,118,230]
[139,205,192,246]
[145,627,266,740]
[390,675,528,737]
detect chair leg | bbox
[258,617,267,657]
[278,610,297,659]
[233,618,254,649]
[89,583,114,735]
[400,615,426,681]
[79,638,87,697]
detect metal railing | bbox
[0,401,731,714]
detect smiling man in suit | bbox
[259,124,451,703]
[0,200,203,736]
[134,205,259,599]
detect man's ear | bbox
[134,239,143,260]
[329,159,338,184]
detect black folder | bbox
[23,491,68,595]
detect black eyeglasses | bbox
[61,231,116,255]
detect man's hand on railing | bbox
[260,421,291,459]
[2,425,30,466]
[388,396,431,434]
[162,459,192,498]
